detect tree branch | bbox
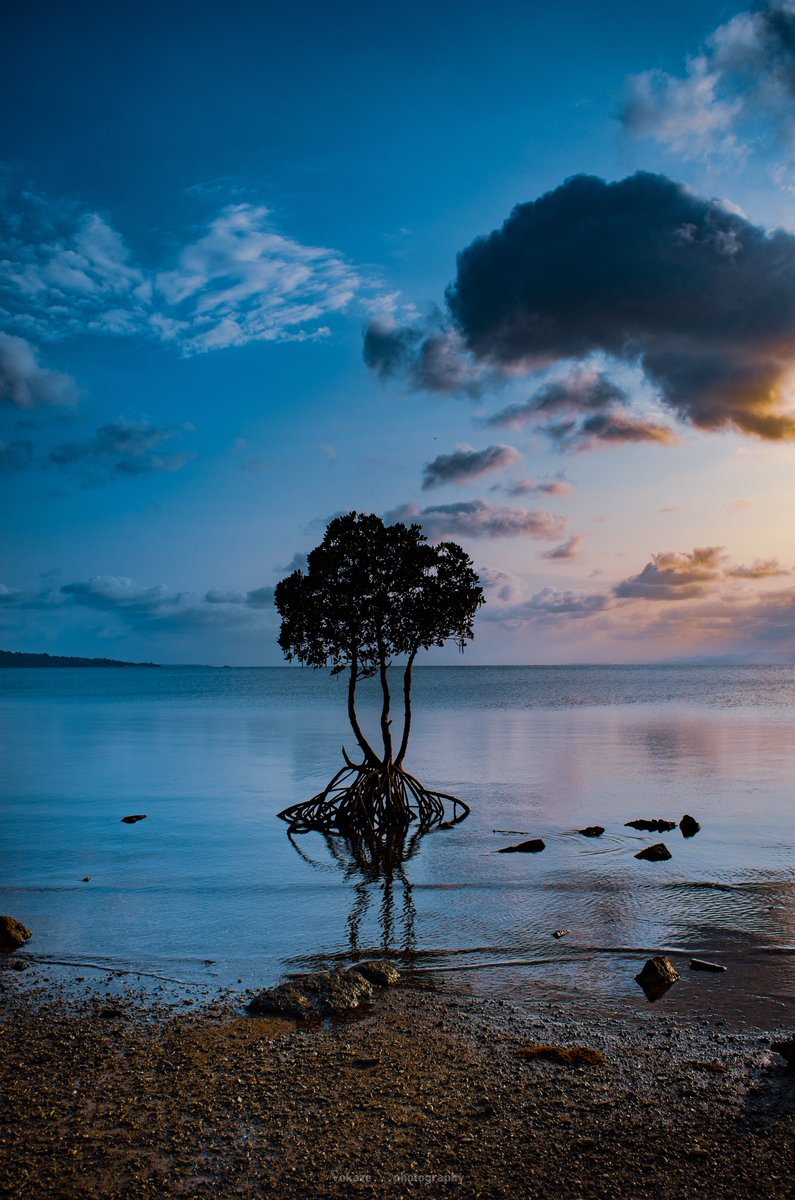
[395,646,418,767]
[348,652,380,767]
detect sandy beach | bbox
[2,965,793,1200]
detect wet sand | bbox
[1,968,794,1199]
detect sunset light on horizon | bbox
[4,0,795,665]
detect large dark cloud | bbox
[422,443,520,489]
[445,172,795,440]
[363,321,488,396]
[384,499,565,541]
[48,419,195,483]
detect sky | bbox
[3,0,795,665]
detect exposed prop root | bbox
[278,760,470,836]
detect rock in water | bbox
[636,955,679,1001]
[625,819,677,832]
[680,814,701,838]
[247,968,375,1018]
[578,826,605,837]
[635,843,672,862]
[121,814,147,824]
[0,915,32,954]
[552,930,570,939]
[690,958,726,973]
[771,1036,795,1067]
[348,960,400,986]
[498,838,546,854]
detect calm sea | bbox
[2,665,794,1024]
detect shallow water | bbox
[2,665,795,1023]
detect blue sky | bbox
[4,0,795,664]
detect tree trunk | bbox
[377,638,393,764]
[348,654,380,766]
[395,646,418,768]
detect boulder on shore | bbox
[247,966,393,1018]
[349,960,400,986]
[498,838,546,854]
[0,915,32,954]
[578,826,605,838]
[680,814,701,838]
[635,843,672,862]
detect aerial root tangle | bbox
[277,758,470,836]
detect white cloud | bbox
[1,194,367,354]
[0,334,77,408]
[622,2,795,163]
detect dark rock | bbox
[552,929,570,939]
[121,814,147,824]
[516,1044,604,1066]
[771,1036,795,1067]
[348,960,400,986]
[99,1007,125,1019]
[690,958,726,972]
[0,915,32,954]
[578,826,605,837]
[680,814,701,838]
[636,955,679,1001]
[625,819,677,832]
[498,838,546,854]
[82,877,91,882]
[247,968,375,1018]
[635,843,672,862]
[5,959,30,971]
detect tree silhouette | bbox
[275,512,483,834]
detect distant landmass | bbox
[0,650,160,668]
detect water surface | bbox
[2,665,794,1024]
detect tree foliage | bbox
[275,512,483,771]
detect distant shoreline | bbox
[0,650,160,669]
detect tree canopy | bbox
[275,512,483,769]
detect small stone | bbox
[625,819,677,832]
[0,915,32,954]
[680,814,701,838]
[498,838,546,854]
[348,960,400,986]
[578,826,605,837]
[552,930,570,939]
[690,958,726,972]
[82,877,91,882]
[635,843,672,862]
[121,814,147,824]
